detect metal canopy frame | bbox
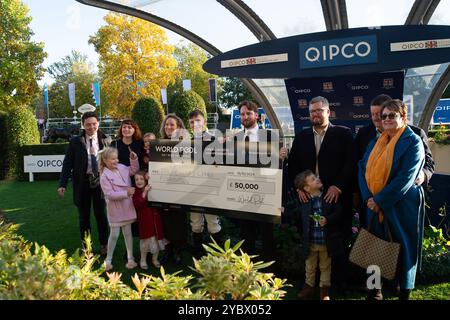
[406,0,440,25]
[75,0,283,134]
[405,0,443,132]
[217,0,276,41]
[321,0,348,31]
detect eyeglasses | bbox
[309,108,326,114]
[381,113,399,120]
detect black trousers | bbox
[240,220,275,262]
[161,209,188,250]
[76,179,109,246]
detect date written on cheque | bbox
[178,304,272,317]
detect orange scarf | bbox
[365,125,406,222]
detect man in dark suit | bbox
[57,111,110,255]
[355,94,435,226]
[233,100,288,263]
[288,96,357,289]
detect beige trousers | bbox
[305,243,331,288]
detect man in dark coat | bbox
[233,100,288,263]
[355,94,435,227]
[58,111,110,254]
[287,96,357,289]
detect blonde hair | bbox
[97,147,118,172]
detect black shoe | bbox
[173,250,182,266]
[366,289,383,300]
[399,289,411,300]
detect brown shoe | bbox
[366,289,383,300]
[297,284,315,299]
[320,286,330,300]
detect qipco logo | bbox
[299,35,378,69]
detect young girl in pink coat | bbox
[99,147,139,271]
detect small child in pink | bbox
[99,147,139,271]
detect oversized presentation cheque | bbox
[147,139,283,223]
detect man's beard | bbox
[311,117,324,127]
[243,119,256,129]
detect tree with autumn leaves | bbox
[0,0,46,111]
[89,13,179,118]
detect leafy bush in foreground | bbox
[0,221,289,300]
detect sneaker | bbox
[140,261,148,270]
[105,262,113,271]
[126,260,137,269]
[297,284,315,300]
[152,253,161,268]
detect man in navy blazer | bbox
[58,111,110,255]
[288,96,357,289]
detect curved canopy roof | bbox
[76,0,450,136]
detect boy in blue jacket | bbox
[294,170,345,300]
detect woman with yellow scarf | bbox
[358,99,425,300]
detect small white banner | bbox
[182,79,191,91]
[221,53,288,69]
[68,83,76,107]
[24,155,65,173]
[390,38,450,52]
[161,88,167,104]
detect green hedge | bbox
[131,97,165,136]
[0,111,9,180]
[6,106,40,178]
[17,143,69,181]
[169,90,207,126]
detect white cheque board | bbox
[148,162,283,223]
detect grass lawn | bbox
[1,179,449,300]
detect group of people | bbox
[58,109,223,270]
[288,95,433,300]
[58,93,433,301]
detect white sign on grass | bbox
[24,155,65,182]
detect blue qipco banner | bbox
[285,71,404,135]
[230,107,272,130]
[432,99,450,125]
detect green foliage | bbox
[419,221,450,284]
[169,90,206,125]
[15,143,69,181]
[0,0,47,111]
[169,41,218,111]
[47,51,98,118]
[5,106,40,178]
[219,77,254,109]
[429,125,450,145]
[132,97,165,135]
[191,239,290,300]
[273,224,304,277]
[0,111,9,179]
[0,222,289,300]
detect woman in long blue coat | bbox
[358,99,425,300]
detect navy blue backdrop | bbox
[285,71,405,135]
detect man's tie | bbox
[90,138,98,174]
[244,134,250,164]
